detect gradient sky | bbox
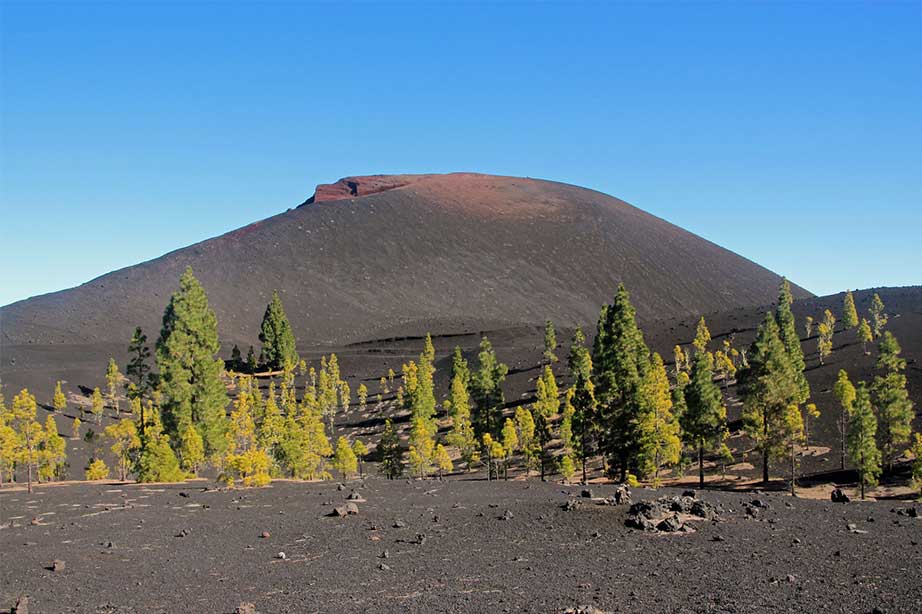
[2,2,920,306]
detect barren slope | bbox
[1,173,807,392]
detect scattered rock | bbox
[346,490,364,501]
[179,491,190,498]
[11,595,29,614]
[235,603,257,614]
[393,520,406,528]
[750,498,768,509]
[831,489,850,503]
[786,574,797,583]
[29,518,40,526]
[259,531,271,539]
[51,559,65,572]
[175,528,191,537]
[500,509,514,521]
[613,485,632,505]
[682,490,696,498]
[379,550,389,559]
[656,514,684,533]
[580,488,594,499]
[378,563,391,572]
[561,607,610,614]
[711,535,726,542]
[562,500,580,512]
[894,507,919,518]
[329,503,359,517]
[275,552,287,560]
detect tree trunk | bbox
[762,449,769,484]
[698,443,704,488]
[27,460,33,494]
[790,442,796,496]
[581,456,587,485]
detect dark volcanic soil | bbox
[2,478,921,614]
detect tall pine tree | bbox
[849,382,881,499]
[258,290,299,370]
[156,267,229,458]
[680,351,727,487]
[842,290,859,329]
[739,312,802,484]
[776,279,809,403]
[874,332,914,472]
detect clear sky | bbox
[2,2,920,306]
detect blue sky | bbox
[2,2,920,306]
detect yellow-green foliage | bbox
[53,381,67,413]
[137,402,187,483]
[558,454,575,483]
[85,458,110,481]
[179,424,205,474]
[907,433,922,500]
[222,387,273,487]
[10,389,45,490]
[434,443,453,476]
[105,419,140,481]
[105,358,121,415]
[408,417,435,478]
[91,387,105,423]
[71,417,81,440]
[636,353,681,483]
[39,415,67,481]
[693,317,711,353]
[333,436,358,479]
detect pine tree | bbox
[246,346,258,374]
[450,346,470,387]
[10,389,44,493]
[446,372,478,470]
[105,419,140,481]
[673,345,688,377]
[681,352,727,487]
[378,418,402,479]
[471,336,508,437]
[91,387,105,424]
[693,317,711,354]
[636,353,681,485]
[591,284,651,481]
[434,443,453,479]
[558,454,576,483]
[39,415,67,482]
[833,369,856,470]
[544,319,558,363]
[570,363,598,484]
[71,417,81,440]
[126,327,154,400]
[874,332,914,472]
[816,309,836,365]
[500,418,519,479]
[713,350,737,391]
[230,345,243,372]
[804,316,814,339]
[407,417,435,478]
[106,358,122,415]
[53,381,67,413]
[352,439,368,477]
[776,279,809,403]
[136,404,187,483]
[156,267,228,457]
[843,290,859,329]
[532,366,560,480]
[803,402,820,446]
[848,382,881,499]
[514,405,538,474]
[869,293,887,338]
[357,384,368,414]
[223,386,272,487]
[739,313,801,484]
[85,458,110,481]
[333,436,358,479]
[0,387,16,487]
[782,402,805,495]
[568,327,590,380]
[857,319,873,354]
[178,424,205,475]
[258,290,299,371]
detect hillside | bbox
[0,173,807,393]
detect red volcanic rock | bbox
[303,175,428,205]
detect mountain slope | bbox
[1,173,808,378]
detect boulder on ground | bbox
[580,488,593,499]
[11,595,29,614]
[50,560,65,572]
[613,485,632,505]
[656,514,684,532]
[235,603,258,614]
[831,489,851,503]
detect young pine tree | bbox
[783,403,805,495]
[842,290,859,329]
[91,387,105,424]
[471,336,508,437]
[500,418,519,480]
[53,381,67,413]
[857,318,873,355]
[543,319,558,363]
[126,327,154,400]
[776,279,810,403]
[156,267,228,457]
[532,366,560,480]
[446,372,479,470]
[680,352,727,487]
[869,293,887,338]
[848,383,881,500]
[378,418,403,479]
[739,313,801,484]
[816,309,836,365]
[874,332,914,473]
[106,358,122,415]
[178,424,205,475]
[10,390,45,493]
[39,415,67,482]
[352,439,368,477]
[407,417,435,478]
[434,443,453,479]
[333,436,358,480]
[105,419,141,481]
[693,317,711,354]
[833,369,857,470]
[258,290,299,371]
[908,433,922,500]
[804,316,814,339]
[636,353,681,486]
